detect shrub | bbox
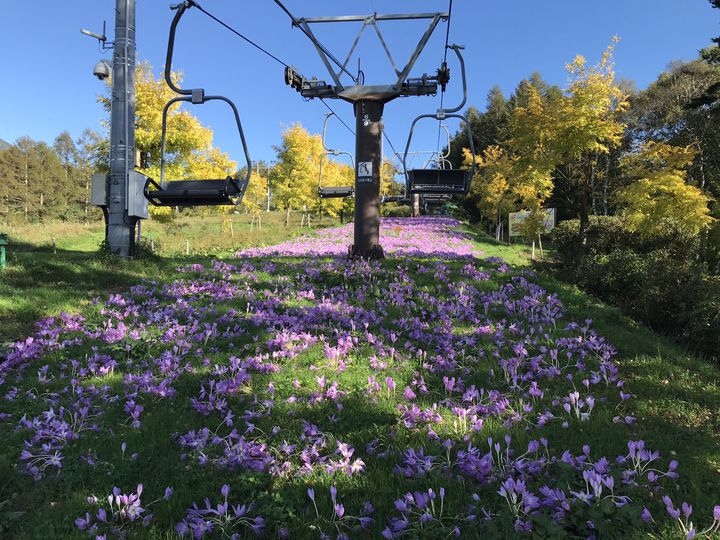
[382,205,412,218]
[552,216,699,265]
[551,216,718,360]
[678,276,720,360]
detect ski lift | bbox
[402,45,476,195]
[144,1,251,207]
[317,112,355,199]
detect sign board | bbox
[357,161,373,183]
[127,171,149,219]
[91,174,108,207]
[509,208,556,237]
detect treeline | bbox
[0,61,403,225]
[452,53,719,248]
[0,131,105,224]
[448,18,720,358]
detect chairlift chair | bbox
[402,45,476,196]
[317,112,355,199]
[144,1,251,207]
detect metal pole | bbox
[350,99,384,259]
[106,0,136,257]
[0,236,6,273]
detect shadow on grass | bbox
[531,269,720,511]
[0,240,186,342]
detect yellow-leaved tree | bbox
[616,141,715,236]
[493,40,628,247]
[241,172,268,228]
[551,38,629,247]
[317,157,354,218]
[270,124,323,221]
[506,84,557,241]
[464,145,515,239]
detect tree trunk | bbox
[579,184,590,254]
[603,154,610,216]
[285,206,291,227]
[589,154,597,216]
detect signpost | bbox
[508,208,556,237]
[0,235,6,273]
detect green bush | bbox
[552,216,699,264]
[678,276,720,358]
[551,216,718,361]
[382,205,412,217]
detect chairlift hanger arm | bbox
[321,113,355,166]
[440,45,467,114]
[165,1,197,96]
[158,95,251,189]
[402,112,476,184]
[440,124,451,159]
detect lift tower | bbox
[282,8,448,258]
[84,0,147,258]
[106,0,138,257]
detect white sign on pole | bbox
[508,208,556,237]
[357,161,373,182]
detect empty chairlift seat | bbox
[143,1,251,208]
[407,168,472,195]
[402,45,476,197]
[318,185,354,198]
[316,112,355,200]
[144,177,247,207]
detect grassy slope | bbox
[0,213,332,342]
[465,228,720,514]
[0,222,718,538]
[2,213,335,258]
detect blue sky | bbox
[0,0,717,165]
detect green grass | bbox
[1,211,336,257]
[0,212,335,341]
[466,228,720,518]
[0,220,719,538]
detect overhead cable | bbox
[188,2,357,139]
[272,0,359,83]
[191,1,290,68]
[320,99,354,135]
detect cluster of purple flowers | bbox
[1,217,718,537]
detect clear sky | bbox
[0,0,717,166]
